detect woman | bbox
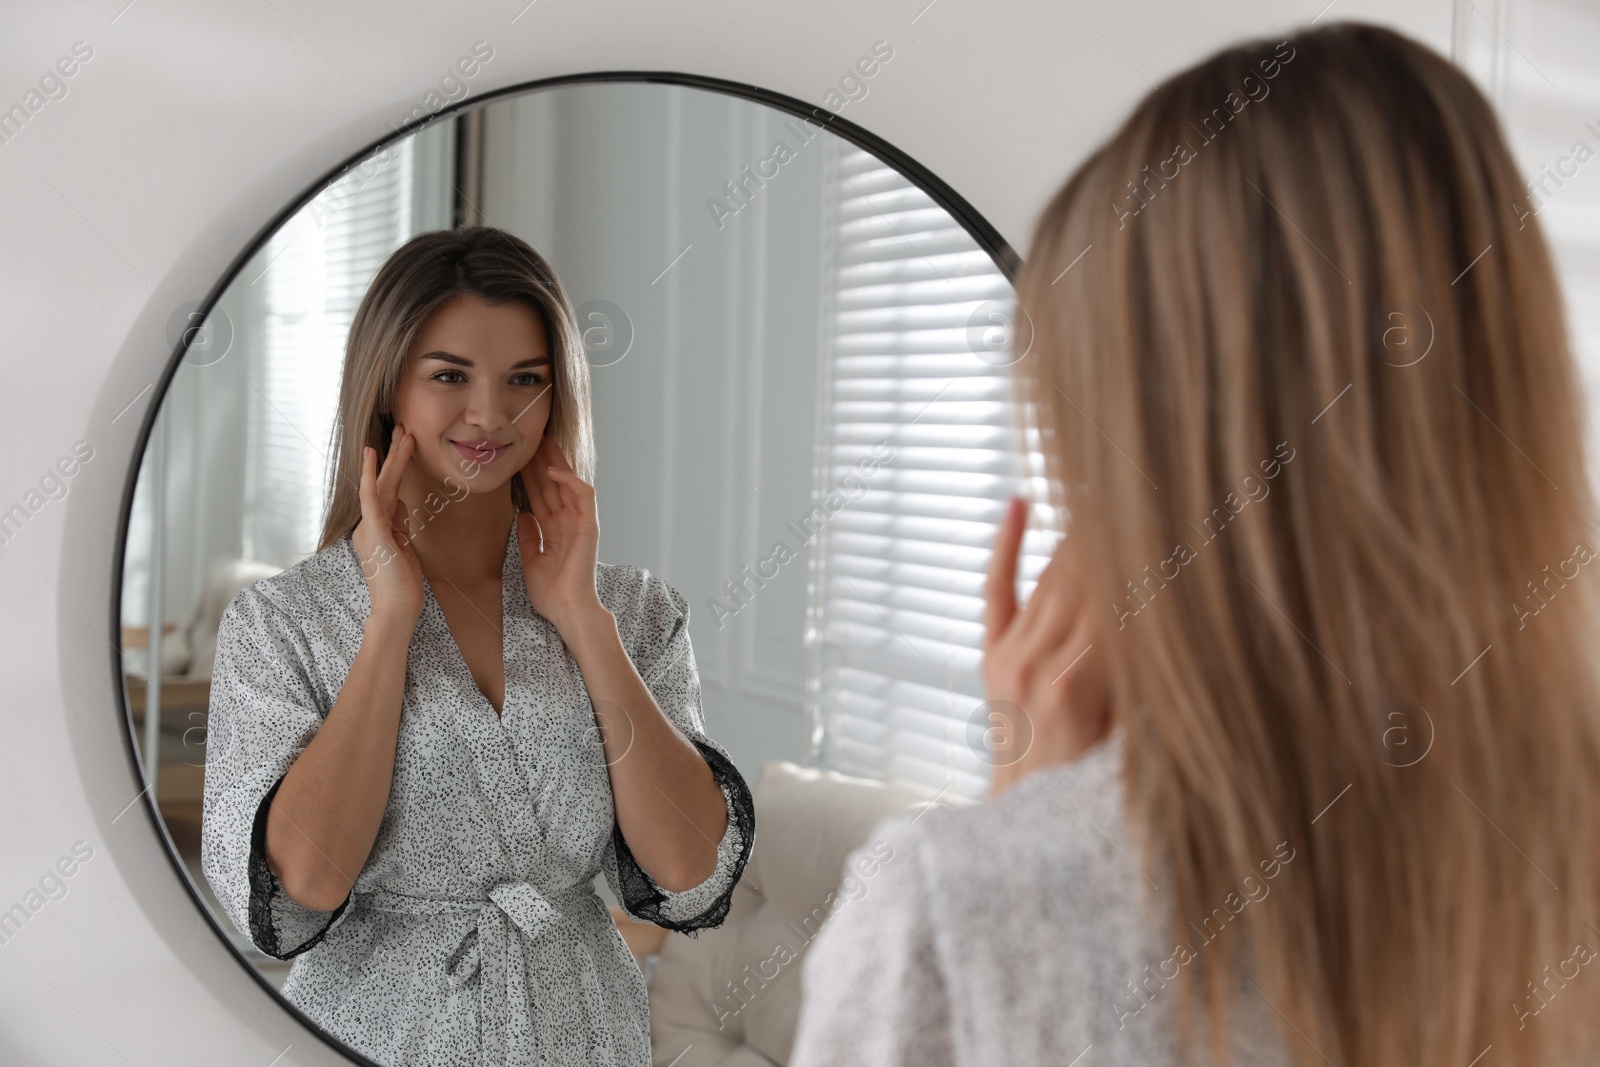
[200,227,756,1067]
[789,20,1600,1067]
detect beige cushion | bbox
[649,760,976,1066]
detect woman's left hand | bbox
[518,433,604,633]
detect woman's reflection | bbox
[199,226,756,1067]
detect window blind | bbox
[808,6,1600,802]
[808,139,1059,802]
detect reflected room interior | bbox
[118,79,1051,1064]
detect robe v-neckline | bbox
[420,513,523,722]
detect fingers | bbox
[1045,561,1107,696]
[376,427,414,506]
[1045,614,1113,744]
[519,437,559,516]
[547,468,578,512]
[390,496,418,552]
[984,497,1028,643]
[1013,542,1086,667]
[547,467,596,513]
[543,432,574,472]
[356,446,380,575]
[522,461,562,518]
[527,435,594,516]
[540,463,571,513]
[982,523,1114,779]
[358,445,378,521]
[1043,608,1103,691]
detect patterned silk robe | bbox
[200,514,756,1067]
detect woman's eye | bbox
[429,370,544,385]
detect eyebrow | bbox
[420,351,551,369]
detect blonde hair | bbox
[316,226,594,553]
[1013,20,1600,1066]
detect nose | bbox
[460,380,519,435]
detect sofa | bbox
[643,759,978,1066]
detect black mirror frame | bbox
[111,68,1020,1067]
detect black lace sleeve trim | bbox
[247,774,350,960]
[610,737,756,937]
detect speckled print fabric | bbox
[787,729,1292,1067]
[200,513,755,1067]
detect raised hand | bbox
[981,496,1113,798]
[353,425,426,627]
[516,432,602,634]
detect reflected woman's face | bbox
[391,292,554,497]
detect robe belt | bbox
[357,881,598,1066]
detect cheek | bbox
[394,386,455,433]
[528,390,553,431]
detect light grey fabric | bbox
[200,512,753,1067]
[788,729,1295,1067]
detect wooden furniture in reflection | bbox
[120,622,179,649]
[124,671,213,856]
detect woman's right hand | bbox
[353,425,425,626]
[982,496,1113,798]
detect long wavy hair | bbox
[1013,20,1600,1066]
[316,226,595,553]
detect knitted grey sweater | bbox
[788,729,1296,1066]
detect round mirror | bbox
[118,72,1027,1066]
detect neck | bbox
[395,472,516,589]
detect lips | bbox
[452,440,510,463]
